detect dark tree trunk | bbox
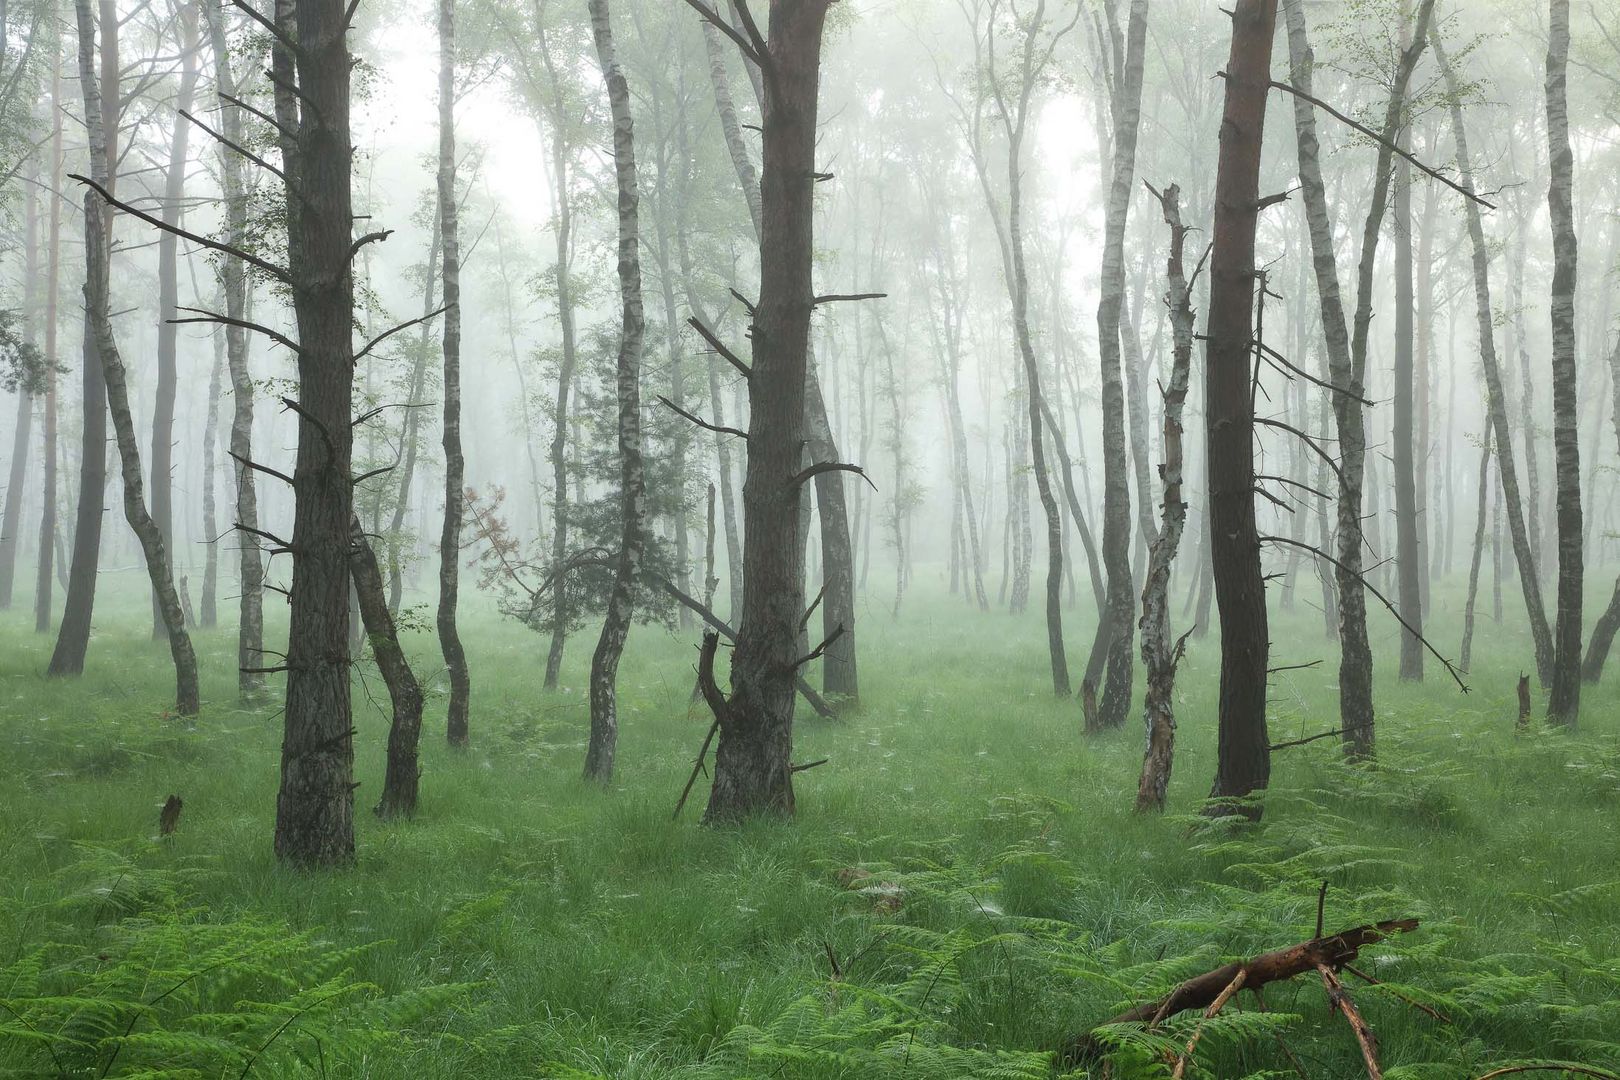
[48,0,117,679]
[702,0,833,823]
[583,0,647,783]
[437,0,469,747]
[1393,137,1424,680]
[272,0,359,867]
[150,3,199,638]
[1461,435,1490,672]
[1543,0,1582,726]
[1204,0,1275,815]
[354,517,423,820]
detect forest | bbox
[0,0,1618,1074]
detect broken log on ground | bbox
[1062,917,1420,1069]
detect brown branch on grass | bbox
[1317,962,1384,1079]
[1170,969,1247,1079]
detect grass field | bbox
[2,566,1618,1078]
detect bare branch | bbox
[172,307,298,352]
[657,394,747,440]
[355,305,446,363]
[788,460,875,492]
[687,315,751,379]
[678,0,764,67]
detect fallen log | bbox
[1062,917,1419,1064]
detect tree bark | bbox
[1460,435,1490,672]
[272,0,358,867]
[201,309,222,628]
[583,0,646,784]
[1135,183,1193,814]
[48,0,117,679]
[150,2,200,637]
[76,0,200,717]
[702,0,833,823]
[1433,31,1554,688]
[0,167,35,610]
[1203,0,1275,813]
[353,517,423,819]
[34,73,61,634]
[437,0,470,747]
[383,214,437,616]
[1089,0,1149,726]
[1543,0,1582,726]
[1392,100,1423,680]
[201,0,264,695]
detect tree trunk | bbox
[272,0,358,867]
[436,0,470,747]
[202,0,264,693]
[1135,183,1194,814]
[583,0,647,784]
[200,312,222,628]
[1089,0,1149,726]
[0,172,35,610]
[1461,435,1490,672]
[702,0,832,823]
[48,0,117,679]
[1543,0,1582,726]
[354,517,423,819]
[538,23,578,691]
[34,75,61,634]
[150,3,200,637]
[1204,0,1275,814]
[1392,113,1423,680]
[383,215,438,616]
[1433,31,1554,688]
[75,0,200,716]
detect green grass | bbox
[2,566,1618,1077]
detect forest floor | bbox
[2,569,1618,1078]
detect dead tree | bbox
[583,0,647,784]
[1135,181,1197,814]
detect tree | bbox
[149,1,201,639]
[200,0,265,695]
[437,0,470,747]
[47,0,117,680]
[1134,181,1195,814]
[691,0,837,822]
[72,0,201,717]
[1085,0,1149,731]
[582,0,647,784]
[1203,0,1275,815]
[34,68,62,635]
[1543,0,1582,726]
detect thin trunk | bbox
[1135,184,1193,814]
[34,75,61,634]
[150,3,200,637]
[583,0,646,783]
[76,0,199,715]
[384,216,438,615]
[202,0,263,693]
[0,167,35,608]
[437,0,470,746]
[1461,434,1490,672]
[200,312,222,627]
[1434,31,1554,686]
[1393,118,1423,680]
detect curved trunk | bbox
[354,517,423,819]
[583,0,646,783]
